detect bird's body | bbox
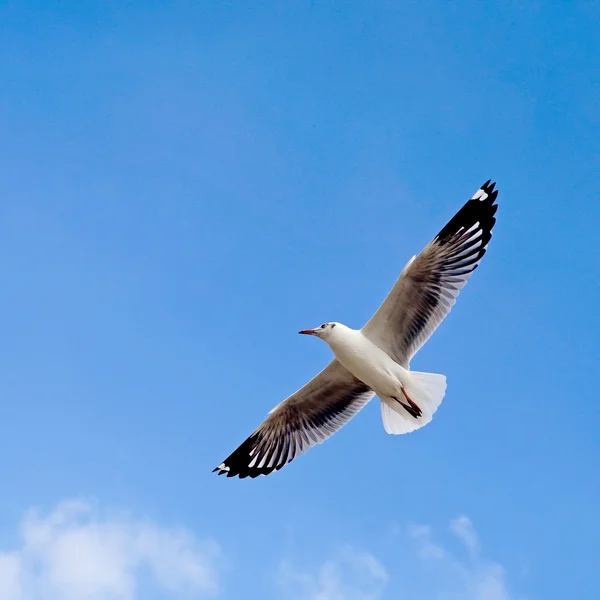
[315,323,445,430]
[320,324,411,399]
[214,180,499,478]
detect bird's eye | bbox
[321,323,327,329]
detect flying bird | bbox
[214,180,499,478]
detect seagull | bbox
[214,180,499,478]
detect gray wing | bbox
[213,360,375,478]
[361,181,499,367]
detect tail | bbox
[380,371,447,435]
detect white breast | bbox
[325,326,410,396]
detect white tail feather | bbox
[380,371,447,435]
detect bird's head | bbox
[298,322,341,340]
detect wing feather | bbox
[361,180,499,366]
[213,360,374,478]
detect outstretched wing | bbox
[213,360,375,478]
[361,180,499,366]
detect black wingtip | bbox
[483,180,495,192]
[434,180,499,244]
[213,464,231,476]
[212,432,277,479]
[480,180,498,202]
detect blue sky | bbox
[0,1,598,598]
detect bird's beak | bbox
[298,329,317,335]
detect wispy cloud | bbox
[407,516,518,600]
[279,517,520,600]
[277,546,388,600]
[450,515,480,556]
[0,499,221,600]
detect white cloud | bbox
[408,516,517,600]
[0,499,221,600]
[450,515,480,556]
[406,524,446,560]
[282,517,521,600]
[278,546,388,600]
[0,553,22,600]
